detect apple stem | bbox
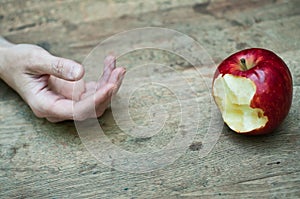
[240,58,247,71]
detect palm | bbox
[31,56,125,122]
[1,42,126,122]
[23,55,125,122]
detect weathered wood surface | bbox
[0,0,299,198]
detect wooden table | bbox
[1,0,299,198]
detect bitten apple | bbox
[212,48,293,135]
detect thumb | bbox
[33,51,84,81]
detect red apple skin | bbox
[213,48,293,135]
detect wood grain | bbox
[0,0,299,198]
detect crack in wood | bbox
[9,23,37,32]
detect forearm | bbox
[0,45,6,79]
[0,36,14,47]
[0,37,15,79]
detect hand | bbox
[0,43,125,122]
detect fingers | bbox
[30,54,126,122]
[47,56,84,81]
[33,98,74,122]
[98,55,116,88]
[108,67,126,84]
[46,72,125,122]
[48,76,85,101]
[73,84,115,121]
[80,81,97,99]
[31,48,84,81]
[4,44,84,81]
[47,84,114,122]
[73,66,126,120]
[107,67,126,93]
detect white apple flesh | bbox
[212,48,293,135]
[213,74,268,133]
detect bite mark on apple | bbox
[213,74,268,133]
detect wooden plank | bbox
[0,0,299,198]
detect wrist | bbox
[0,37,14,47]
[0,37,15,78]
[0,44,15,80]
[0,47,6,79]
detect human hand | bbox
[0,43,125,122]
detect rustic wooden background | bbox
[0,0,299,198]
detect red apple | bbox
[212,48,293,135]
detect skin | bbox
[0,37,126,122]
[213,48,293,135]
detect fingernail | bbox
[120,68,126,79]
[70,65,82,79]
